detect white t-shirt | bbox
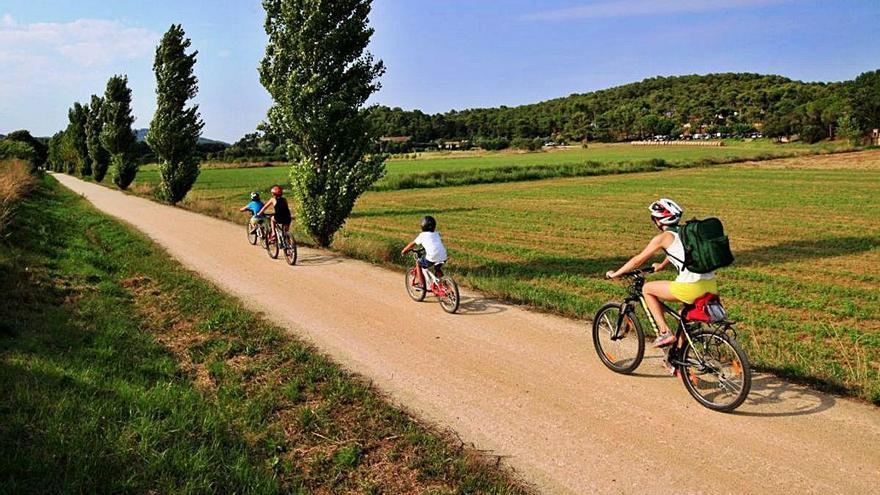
[666,231,715,283]
[414,231,447,263]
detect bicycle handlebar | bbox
[608,266,655,279]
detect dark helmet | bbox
[250,191,261,201]
[270,185,283,197]
[420,215,436,232]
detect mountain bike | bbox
[592,267,751,412]
[265,215,297,265]
[405,248,460,313]
[246,214,269,249]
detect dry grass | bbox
[0,159,36,234]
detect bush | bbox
[0,141,36,171]
[4,130,47,168]
[474,137,509,151]
[510,137,543,151]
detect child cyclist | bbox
[239,191,266,228]
[257,185,292,241]
[401,215,448,289]
[605,198,718,348]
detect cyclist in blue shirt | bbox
[239,192,265,224]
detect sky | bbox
[1,0,878,142]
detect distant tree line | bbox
[365,71,880,150]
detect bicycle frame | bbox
[615,275,703,362]
[410,250,451,297]
[419,264,453,296]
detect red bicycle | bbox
[405,248,460,313]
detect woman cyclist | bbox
[605,198,718,347]
[257,185,292,241]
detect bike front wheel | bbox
[405,268,427,302]
[247,222,257,245]
[679,330,751,412]
[266,230,280,259]
[283,234,297,265]
[592,303,645,374]
[438,276,460,314]
[259,227,268,249]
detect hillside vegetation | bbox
[368,71,880,145]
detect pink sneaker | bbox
[652,332,676,348]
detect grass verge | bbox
[0,175,531,494]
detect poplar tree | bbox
[67,102,91,176]
[100,75,137,189]
[146,24,204,204]
[259,0,386,247]
[86,94,111,182]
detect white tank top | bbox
[666,231,715,283]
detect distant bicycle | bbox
[593,267,751,412]
[265,214,297,266]
[246,212,269,249]
[405,248,460,313]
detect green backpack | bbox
[671,218,734,274]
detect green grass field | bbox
[0,175,528,494]
[382,139,842,175]
[133,139,851,196]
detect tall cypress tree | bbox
[259,0,386,247]
[67,102,91,176]
[146,24,204,204]
[100,75,137,189]
[86,94,111,182]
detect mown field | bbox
[119,150,880,403]
[135,139,851,194]
[0,175,529,494]
[380,139,842,174]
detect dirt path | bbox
[55,173,880,494]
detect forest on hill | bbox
[365,71,879,150]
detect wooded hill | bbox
[367,71,880,147]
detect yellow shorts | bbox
[669,279,718,304]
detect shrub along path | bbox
[51,172,880,495]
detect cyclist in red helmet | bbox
[605,198,719,349]
[257,185,293,241]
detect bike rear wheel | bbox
[405,268,427,301]
[592,303,645,374]
[438,276,460,314]
[283,233,297,265]
[679,330,751,412]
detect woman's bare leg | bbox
[643,280,678,335]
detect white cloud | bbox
[0,13,160,125]
[522,0,791,21]
[0,15,158,68]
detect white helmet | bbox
[648,198,683,226]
